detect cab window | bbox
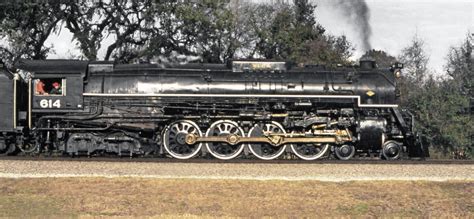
[34,78,66,96]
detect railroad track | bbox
[0,155,472,165]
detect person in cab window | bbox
[50,82,62,95]
[36,79,47,95]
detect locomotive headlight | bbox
[394,70,402,78]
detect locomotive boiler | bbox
[0,59,428,160]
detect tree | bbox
[398,35,429,83]
[296,35,353,65]
[63,1,155,61]
[241,0,353,64]
[249,1,325,61]
[445,33,473,98]
[170,0,237,63]
[412,75,469,157]
[144,1,241,63]
[0,1,64,67]
[399,33,473,158]
[1,0,355,65]
[441,33,474,157]
[397,36,430,108]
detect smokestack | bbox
[326,0,372,52]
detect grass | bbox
[0,178,472,218]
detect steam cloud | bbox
[325,0,372,51]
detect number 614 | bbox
[40,99,61,108]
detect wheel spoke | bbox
[291,142,329,161]
[248,121,287,160]
[163,120,202,160]
[224,124,231,132]
[217,124,224,133]
[205,120,245,160]
[183,124,191,132]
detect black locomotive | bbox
[0,59,428,160]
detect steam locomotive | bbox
[0,59,428,160]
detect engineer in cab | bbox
[49,82,62,95]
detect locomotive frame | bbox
[0,59,429,160]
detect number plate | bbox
[39,99,61,108]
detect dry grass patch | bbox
[0,178,472,217]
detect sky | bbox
[314,0,473,73]
[44,0,474,73]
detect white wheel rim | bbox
[382,141,402,160]
[290,142,330,161]
[248,121,287,160]
[205,120,246,160]
[335,145,355,160]
[163,120,203,159]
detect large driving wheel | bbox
[248,121,287,160]
[290,133,330,161]
[205,120,245,160]
[163,120,203,159]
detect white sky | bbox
[314,0,474,73]
[44,0,473,74]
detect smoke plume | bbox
[328,0,372,51]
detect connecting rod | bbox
[185,130,352,147]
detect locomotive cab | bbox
[31,76,83,112]
[16,60,88,113]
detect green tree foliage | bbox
[413,75,472,158]
[0,1,64,67]
[441,34,473,157]
[63,1,109,60]
[0,0,353,65]
[396,36,430,109]
[146,0,353,64]
[63,1,156,61]
[445,34,473,98]
[399,34,473,158]
[146,1,238,63]
[398,35,429,83]
[290,0,354,64]
[249,2,322,60]
[176,0,237,63]
[245,0,353,64]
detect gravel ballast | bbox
[0,160,472,181]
